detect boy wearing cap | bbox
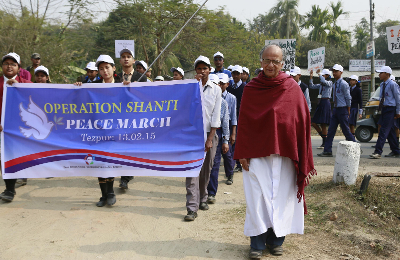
[309,68,333,149]
[370,66,400,159]
[135,60,152,82]
[211,52,234,87]
[184,55,221,221]
[227,65,246,172]
[290,66,311,112]
[154,76,164,81]
[34,66,50,83]
[171,67,184,80]
[26,53,41,79]
[241,67,250,85]
[348,75,363,138]
[207,73,237,204]
[0,52,33,202]
[318,64,355,157]
[77,62,100,83]
[118,49,147,84]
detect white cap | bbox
[285,71,291,75]
[135,60,148,70]
[2,52,20,64]
[218,73,230,84]
[170,67,184,76]
[95,55,115,67]
[376,66,392,74]
[85,62,98,71]
[349,75,358,81]
[289,66,301,76]
[209,74,219,85]
[119,48,134,57]
[155,76,164,81]
[321,69,331,76]
[34,65,49,76]
[194,55,211,68]
[231,65,243,73]
[227,65,233,70]
[242,67,250,74]
[390,75,396,81]
[213,51,224,58]
[210,67,215,73]
[331,64,344,72]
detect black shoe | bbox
[384,152,400,158]
[16,178,27,186]
[107,193,116,206]
[226,175,233,185]
[249,248,262,259]
[234,166,242,172]
[96,197,107,207]
[184,211,197,221]
[207,195,216,204]
[199,202,209,210]
[268,245,283,256]
[371,145,376,148]
[317,144,324,149]
[119,179,128,189]
[317,152,333,157]
[1,190,16,202]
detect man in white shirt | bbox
[185,56,221,221]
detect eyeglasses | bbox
[214,57,223,61]
[2,63,18,67]
[260,59,283,66]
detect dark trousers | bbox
[207,128,234,196]
[324,107,355,153]
[3,179,17,192]
[250,228,285,250]
[121,176,134,182]
[374,106,400,155]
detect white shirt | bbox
[3,75,17,88]
[201,79,221,132]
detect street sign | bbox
[349,59,385,72]
[366,41,374,58]
[386,25,400,54]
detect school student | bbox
[118,49,147,84]
[241,67,250,85]
[34,66,51,83]
[0,52,33,202]
[309,69,333,149]
[171,67,184,80]
[211,52,234,87]
[135,61,152,82]
[348,75,363,138]
[77,62,100,83]
[289,66,312,112]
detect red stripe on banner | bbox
[5,149,203,168]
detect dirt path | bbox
[0,165,398,259]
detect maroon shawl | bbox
[234,71,316,214]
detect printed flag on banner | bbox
[386,25,400,54]
[1,80,205,179]
[265,39,296,71]
[307,47,325,72]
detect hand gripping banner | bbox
[1,80,205,179]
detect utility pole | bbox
[286,1,290,39]
[369,0,375,91]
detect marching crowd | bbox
[0,43,398,258]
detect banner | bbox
[1,80,206,179]
[307,47,325,72]
[349,59,386,72]
[115,40,135,58]
[265,39,296,71]
[386,25,400,54]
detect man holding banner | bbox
[185,55,221,221]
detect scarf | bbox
[234,71,316,214]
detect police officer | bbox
[318,64,355,157]
[370,66,400,159]
[309,69,333,149]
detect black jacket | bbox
[299,81,308,94]
[227,82,246,117]
[92,74,123,83]
[117,70,147,82]
[350,86,363,109]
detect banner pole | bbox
[137,0,209,82]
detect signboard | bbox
[2,80,205,179]
[349,60,385,72]
[386,25,400,54]
[115,40,135,58]
[366,41,374,58]
[307,47,325,72]
[265,39,296,70]
[360,75,371,82]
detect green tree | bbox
[268,0,303,39]
[352,18,370,58]
[302,5,331,42]
[327,1,350,48]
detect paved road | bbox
[312,136,400,167]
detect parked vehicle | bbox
[355,87,380,142]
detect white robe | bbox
[243,155,304,238]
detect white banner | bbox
[307,47,325,72]
[115,40,135,58]
[386,25,400,54]
[265,39,296,71]
[349,60,386,72]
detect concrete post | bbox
[333,141,361,185]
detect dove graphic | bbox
[19,96,54,140]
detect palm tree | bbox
[329,1,349,28]
[268,0,303,39]
[327,1,349,47]
[302,5,331,42]
[353,18,370,57]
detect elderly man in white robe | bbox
[234,45,316,258]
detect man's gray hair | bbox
[259,44,285,62]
